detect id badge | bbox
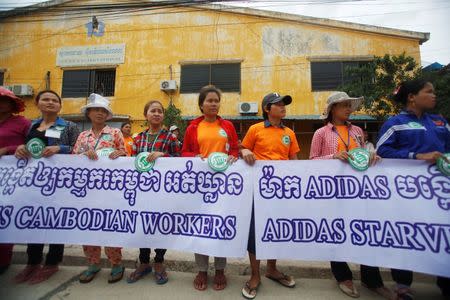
[45,128,61,139]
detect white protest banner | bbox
[0,156,252,258]
[254,159,450,277]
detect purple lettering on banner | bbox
[259,166,301,199]
[164,161,243,203]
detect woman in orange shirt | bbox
[181,85,239,291]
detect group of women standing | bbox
[0,78,448,299]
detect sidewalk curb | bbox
[11,251,435,283]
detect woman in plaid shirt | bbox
[127,100,180,285]
[309,92,387,299]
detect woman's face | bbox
[146,102,164,126]
[37,92,61,115]
[121,124,132,136]
[87,107,109,124]
[201,92,220,117]
[331,100,352,122]
[409,82,436,111]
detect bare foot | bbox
[213,269,227,290]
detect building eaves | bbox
[0,1,429,45]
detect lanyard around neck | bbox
[333,126,350,152]
[140,129,161,153]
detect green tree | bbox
[341,53,420,119]
[163,102,186,138]
[421,64,450,120]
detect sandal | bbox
[265,272,296,288]
[395,285,414,300]
[242,281,260,299]
[79,265,101,284]
[154,269,168,285]
[13,264,41,284]
[28,265,59,285]
[362,283,395,300]
[338,280,360,298]
[108,265,125,284]
[127,264,152,283]
[193,271,208,291]
[213,270,227,291]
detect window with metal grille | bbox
[61,69,115,98]
[310,61,367,91]
[180,63,240,93]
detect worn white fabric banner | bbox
[0,155,252,258]
[254,159,450,277]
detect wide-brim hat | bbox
[81,93,113,120]
[321,91,363,119]
[262,93,292,111]
[0,87,25,113]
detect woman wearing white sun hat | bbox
[73,93,127,284]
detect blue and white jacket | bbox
[29,117,80,154]
[376,111,450,159]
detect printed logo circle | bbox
[207,152,229,172]
[101,134,112,141]
[135,152,155,172]
[96,147,115,157]
[282,135,291,145]
[219,129,228,138]
[408,122,422,128]
[26,138,45,159]
[348,148,370,171]
[437,153,450,176]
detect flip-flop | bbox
[154,269,168,285]
[265,273,296,288]
[242,281,260,299]
[127,265,152,283]
[108,266,125,284]
[193,272,207,291]
[79,265,101,284]
[213,272,227,290]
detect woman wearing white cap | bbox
[73,93,127,284]
[309,92,389,299]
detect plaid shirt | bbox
[133,128,180,157]
[309,122,364,160]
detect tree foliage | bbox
[163,102,186,137]
[340,53,420,119]
[421,65,450,120]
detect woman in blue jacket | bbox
[377,79,450,299]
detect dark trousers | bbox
[331,261,384,288]
[247,203,256,255]
[27,244,64,266]
[0,244,14,267]
[139,248,166,264]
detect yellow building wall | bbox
[0,1,422,133]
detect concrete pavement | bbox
[0,265,444,300]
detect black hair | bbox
[262,103,273,120]
[121,121,131,129]
[198,85,221,113]
[143,100,164,116]
[393,79,430,106]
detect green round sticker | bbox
[282,135,290,145]
[96,147,115,157]
[348,148,370,171]
[219,129,228,138]
[26,138,45,159]
[437,153,450,176]
[135,152,155,172]
[408,122,423,128]
[207,152,229,172]
[101,134,112,141]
